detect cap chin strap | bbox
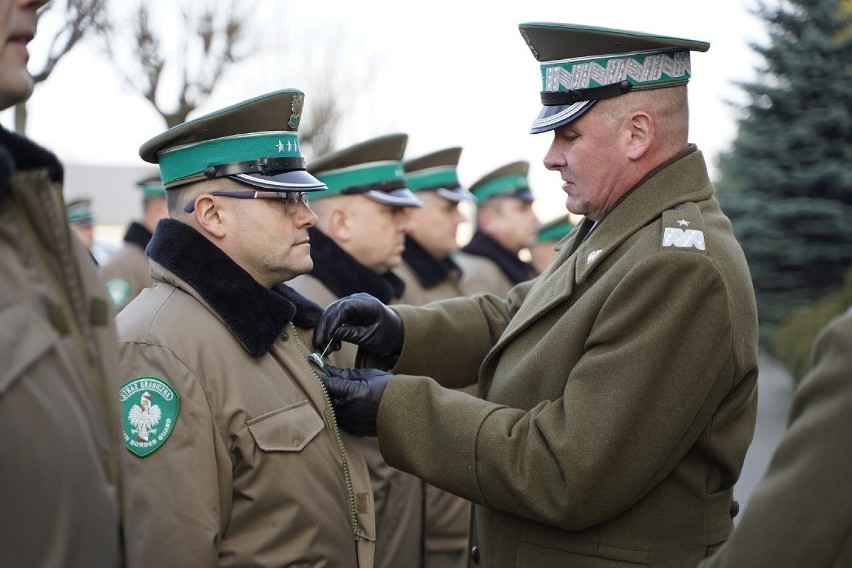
[340,179,408,195]
[202,156,306,179]
[540,80,633,106]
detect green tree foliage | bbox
[774,266,852,383]
[716,0,852,350]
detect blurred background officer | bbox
[530,214,575,274]
[0,0,123,566]
[399,146,476,568]
[315,22,759,567]
[100,174,168,310]
[398,146,474,306]
[288,133,425,568]
[118,90,376,567]
[455,161,538,297]
[66,195,99,264]
[698,307,852,568]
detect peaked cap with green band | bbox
[138,89,326,193]
[67,197,95,225]
[470,161,534,203]
[136,174,166,200]
[519,22,710,134]
[538,215,575,242]
[403,147,475,203]
[308,133,422,208]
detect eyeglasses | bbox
[183,190,309,213]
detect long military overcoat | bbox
[374,148,759,567]
[698,310,852,568]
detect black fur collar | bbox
[146,218,323,357]
[123,221,153,249]
[401,235,459,289]
[461,230,536,285]
[307,226,405,303]
[0,126,63,201]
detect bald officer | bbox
[115,90,376,567]
[315,22,758,567]
[100,175,168,310]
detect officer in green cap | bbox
[312,22,759,568]
[529,214,575,274]
[454,161,538,297]
[114,90,376,567]
[66,196,99,264]
[288,132,424,568]
[398,146,475,305]
[100,175,168,310]
[398,146,476,568]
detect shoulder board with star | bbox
[660,203,707,252]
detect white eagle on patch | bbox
[128,392,162,442]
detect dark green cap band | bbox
[139,180,165,199]
[313,161,405,198]
[474,174,529,201]
[67,203,94,224]
[406,166,459,192]
[538,220,574,241]
[158,132,302,186]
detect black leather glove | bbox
[313,292,404,360]
[319,365,394,437]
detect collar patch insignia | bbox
[662,227,705,250]
[587,249,603,264]
[120,376,180,458]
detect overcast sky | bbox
[2,0,772,223]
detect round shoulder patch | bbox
[106,278,132,309]
[120,376,180,457]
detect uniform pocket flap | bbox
[247,399,324,452]
[0,304,59,395]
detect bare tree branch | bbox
[14,0,107,133]
[97,0,254,128]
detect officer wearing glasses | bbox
[112,90,377,567]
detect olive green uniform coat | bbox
[115,219,375,568]
[373,148,759,567]
[0,129,122,567]
[699,310,852,568]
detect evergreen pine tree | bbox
[716,0,852,350]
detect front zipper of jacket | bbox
[289,322,363,542]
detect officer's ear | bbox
[625,111,654,160]
[325,206,353,243]
[194,194,228,239]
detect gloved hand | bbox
[313,292,404,360]
[319,365,394,437]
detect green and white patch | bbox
[106,278,132,309]
[120,376,179,457]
